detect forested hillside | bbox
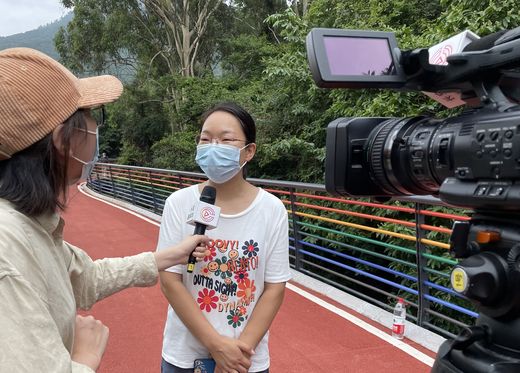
[0,12,73,60]
[54,0,520,183]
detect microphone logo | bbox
[430,44,453,66]
[200,207,216,223]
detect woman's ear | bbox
[52,124,67,157]
[245,143,257,162]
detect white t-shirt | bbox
[157,185,292,372]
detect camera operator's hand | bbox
[71,315,109,371]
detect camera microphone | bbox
[463,29,507,51]
[186,185,220,273]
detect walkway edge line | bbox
[77,183,161,227]
[286,282,435,367]
[289,270,446,354]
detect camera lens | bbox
[365,116,449,196]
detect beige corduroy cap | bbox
[0,47,123,160]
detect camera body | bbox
[325,109,520,210]
[307,27,520,211]
[307,26,520,372]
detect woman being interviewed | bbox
[157,102,291,373]
[0,48,208,372]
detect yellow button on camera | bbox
[451,267,468,293]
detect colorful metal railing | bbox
[88,163,475,338]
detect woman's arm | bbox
[0,273,97,372]
[67,235,208,310]
[159,271,254,373]
[154,235,208,271]
[238,282,286,349]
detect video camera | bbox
[306,27,520,372]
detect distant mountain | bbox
[0,12,73,60]
[0,11,135,82]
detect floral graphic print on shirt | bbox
[193,238,259,328]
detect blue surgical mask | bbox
[196,143,248,184]
[71,127,99,181]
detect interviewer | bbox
[0,47,208,372]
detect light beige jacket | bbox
[0,199,158,372]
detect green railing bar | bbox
[112,178,179,196]
[301,232,417,269]
[297,220,458,265]
[423,253,457,265]
[424,267,451,278]
[297,220,417,255]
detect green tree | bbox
[57,0,223,76]
[228,0,288,36]
[56,0,240,164]
[151,131,198,171]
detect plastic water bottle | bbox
[392,298,406,339]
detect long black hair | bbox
[0,110,87,216]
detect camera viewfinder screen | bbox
[323,36,396,76]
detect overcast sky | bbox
[0,0,68,37]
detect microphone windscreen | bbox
[200,185,216,204]
[463,30,507,52]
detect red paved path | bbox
[63,188,434,372]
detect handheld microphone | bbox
[187,186,220,273]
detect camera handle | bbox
[432,215,520,372]
[433,317,520,372]
[471,79,517,112]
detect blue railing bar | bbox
[424,294,478,318]
[91,183,112,194]
[152,189,173,197]
[93,181,112,189]
[297,225,457,271]
[424,280,462,298]
[297,265,413,317]
[282,242,420,313]
[299,267,391,309]
[426,308,470,328]
[120,183,158,196]
[300,240,417,282]
[123,191,154,206]
[133,193,156,205]
[104,187,132,198]
[92,180,114,191]
[124,190,154,203]
[300,231,417,269]
[92,186,112,195]
[301,249,418,295]
[300,259,408,308]
[93,180,112,189]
